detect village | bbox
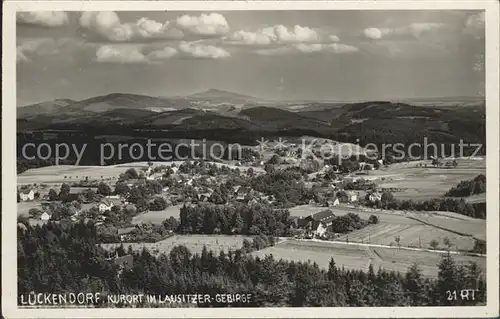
[16,140,487,277]
[16,140,386,241]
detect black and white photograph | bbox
[3,1,499,318]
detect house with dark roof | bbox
[294,209,336,238]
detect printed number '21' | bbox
[446,290,457,301]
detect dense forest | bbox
[445,174,486,197]
[178,203,293,236]
[18,222,486,307]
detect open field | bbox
[101,235,253,256]
[408,215,486,241]
[288,204,485,250]
[17,161,264,186]
[336,223,476,251]
[251,239,485,278]
[17,164,149,185]
[132,205,181,225]
[17,201,41,217]
[361,158,485,200]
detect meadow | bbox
[252,239,486,278]
[131,205,182,225]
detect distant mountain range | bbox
[17,90,485,147]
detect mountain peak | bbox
[187,89,256,100]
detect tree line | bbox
[445,175,486,197]
[368,192,486,219]
[18,221,486,307]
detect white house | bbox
[346,191,358,203]
[329,197,340,207]
[105,195,121,200]
[368,192,382,203]
[40,212,51,221]
[99,200,114,213]
[315,222,328,237]
[20,189,35,201]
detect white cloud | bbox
[407,23,446,38]
[256,43,359,56]
[226,30,274,45]
[17,11,69,27]
[464,12,485,38]
[295,43,324,53]
[226,24,323,45]
[178,41,230,59]
[363,22,446,40]
[96,45,148,63]
[324,43,359,54]
[16,38,88,63]
[147,47,178,61]
[175,13,229,36]
[328,35,340,42]
[79,12,228,42]
[364,28,385,40]
[96,42,230,63]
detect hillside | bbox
[187,89,257,101]
[239,106,332,132]
[16,99,76,119]
[16,92,486,155]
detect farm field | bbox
[290,204,485,250]
[408,215,486,241]
[252,239,485,278]
[17,201,41,217]
[364,158,485,200]
[371,246,486,277]
[17,161,264,186]
[101,235,253,256]
[17,164,148,185]
[335,223,476,251]
[132,205,182,225]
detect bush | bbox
[368,215,379,224]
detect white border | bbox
[3,1,499,318]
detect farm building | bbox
[326,196,340,207]
[293,209,336,238]
[98,199,114,213]
[235,186,252,201]
[20,189,35,201]
[40,212,51,221]
[346,191,358,202]
[367,192,382,203]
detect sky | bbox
[16,10,485,105]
